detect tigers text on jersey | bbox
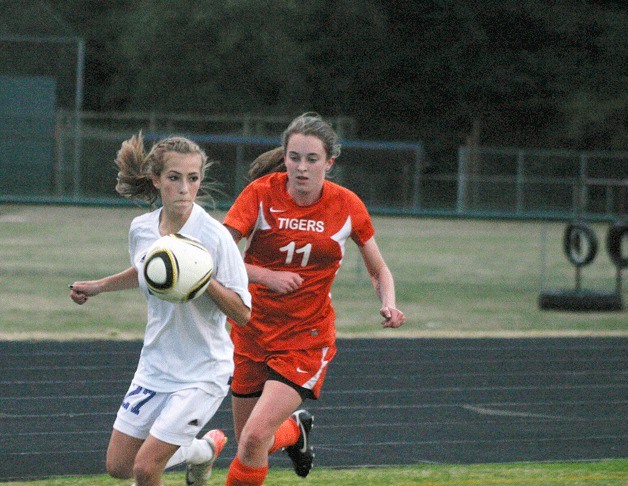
[224,172,375,350]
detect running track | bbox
[0,337,626,481]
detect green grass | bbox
[3,461,627,485]
[0,204,625,339]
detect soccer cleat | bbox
[185,429,228,486]
[284,409,315,478]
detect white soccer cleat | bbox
[185,429,227,485]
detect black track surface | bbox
[0,337,626,481]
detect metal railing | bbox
[457,146,627,220]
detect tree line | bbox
[47,0,626,170]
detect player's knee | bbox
[105,448,135,479]
[132,459,159,484]
[106,459,132,480]
[239,426,273,457]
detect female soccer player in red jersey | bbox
[222,113,405,485]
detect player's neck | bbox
[287,185,323,207]
[159,207,191,235]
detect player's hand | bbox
[380,306,405,328]
[264,270,304,294]
[69,282,100,305]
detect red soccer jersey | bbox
[224,172,375,350]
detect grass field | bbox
[0,204,626,485]
[0,204,625,339]
[2,460,628,485]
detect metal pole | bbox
[516,150,524,214]
[539,223,548,293]
[72,38,85,198]
[457,146,467,213]
[54,111,65,196]
[234,117,251,196]
[412,145,423,211]
[578,154,587,217]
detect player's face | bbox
[153,152,202,217]
[285,133,334,203]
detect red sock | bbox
[225,455,268,486]
[268,416,300,454]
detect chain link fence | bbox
[43,111,426,213]
[457,146,627,220]
[1,109,626,222]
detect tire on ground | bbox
[538,289,623,311]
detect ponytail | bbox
[115,132,158,204]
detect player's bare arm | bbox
[246,264,303,294]
[205,279,251,327]
[224,224,303,294]
[359,237,406,328]
[69,267,139,305]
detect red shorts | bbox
[231,336,337,400]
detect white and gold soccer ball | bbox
[143,233,213,303]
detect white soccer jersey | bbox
[128,203,251,396]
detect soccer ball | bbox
[143,233,213,303]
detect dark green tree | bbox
[46,0,627,159]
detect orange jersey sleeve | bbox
[224,173,375,350]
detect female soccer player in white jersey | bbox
[222,113,406,485]
[69,133,251,486]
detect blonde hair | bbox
[115,132,215,206]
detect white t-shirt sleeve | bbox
[210,223,252,310]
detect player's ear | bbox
[326,157,335,172]
[152,175,161,189]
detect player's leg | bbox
[226,341,321,483]
[106,429,144,479]
[230,385,310,461]
[226,380,302,485]
[266,345,336,477]
[164,387,228,470]
[164,430,226,469]
[264,368,314,459]
[238,380,302,466]
[282,409,315,478]
[184,429,228,486]
[228,339,268,444]
[155,387,227,485]
[132,434,179,485]
[107,381,162,479]
[231,393,259,443]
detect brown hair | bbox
[281,112,341,159]
[248,113,341,181]
[248,146,285,180]
[115,131,215,205]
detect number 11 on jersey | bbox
[279,242,312,266]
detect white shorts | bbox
[113,382,225,447]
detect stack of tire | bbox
[538,222,626,311]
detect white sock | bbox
[165,438,212,469]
